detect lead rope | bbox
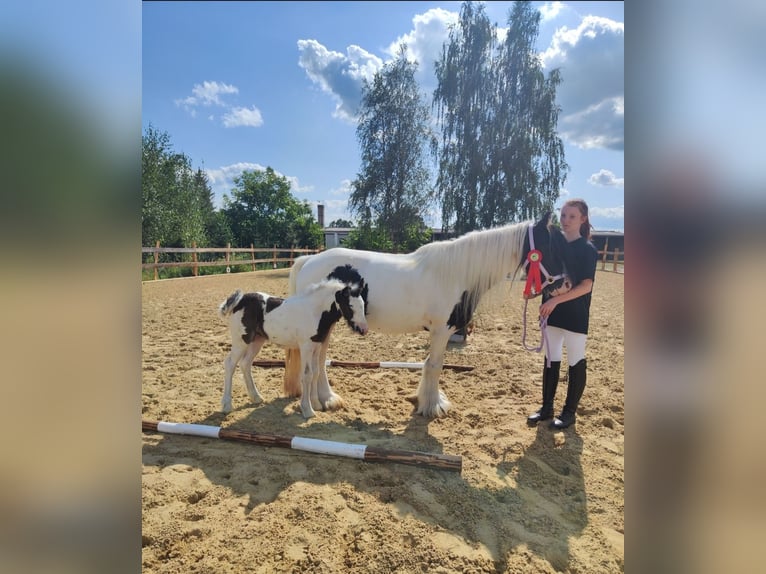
[522,224,552,367]
[522,298,552,367]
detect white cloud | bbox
[539,2,565,22]
[175,81,264,129]
[175,81,238,113]
[541,15,623,150]
[297,39,383,122]
[588,168,624,187]
[590,205,624,219]
[222,106,264,128]
[385,8,458,91]
[329,179,353,197]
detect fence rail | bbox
[142,242,623,280]
[597,247,624,273]
[141,242,321,280]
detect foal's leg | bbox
[308,345,323,411]
[298,343,318,419]
[223,341,247,413]
[412,327,452,418]
[239,338,266,405]
[315,324,344,410]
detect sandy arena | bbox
[142,268,624,573]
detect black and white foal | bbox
[218,278,367,418]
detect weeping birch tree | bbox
[433,1,567,233]
[350,46,434,251]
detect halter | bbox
[521,224,568,367]
[522,224,568,298]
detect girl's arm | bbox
[539,278,593,319]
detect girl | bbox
[527,199,599,429]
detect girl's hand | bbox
[539,298,558,320]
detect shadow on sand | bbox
[143,400,587,572]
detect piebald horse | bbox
[283,213,567,418]
[219,278,367,417]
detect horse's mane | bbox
[411,220,530,309]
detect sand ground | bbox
[142,268,624,573]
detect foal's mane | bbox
[305,277,346,296]
[411,220,530,302]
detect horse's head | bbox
[335,281,368,335]
[521,212,572,299]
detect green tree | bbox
[142,125,207,247]
[222,167,322,248]
[486,1,567,225]
[433,1,567,233]
[350,45,434,251]
[328,218,354,228]
[432,1,495,234]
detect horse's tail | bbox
[288,254,311,296]
[283,255,312,397]
[218,289,243,319]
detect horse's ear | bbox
[535,211,552,229]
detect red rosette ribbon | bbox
[523,249,543,299]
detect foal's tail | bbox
[218,289,243,319]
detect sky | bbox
[142,1,624,232]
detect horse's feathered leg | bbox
[412,327,452,418]
[315,323,344,411]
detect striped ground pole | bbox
[142,420,462,473]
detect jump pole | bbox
[142,420,462,473]
[253,359,474,373]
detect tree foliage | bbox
[433,1,567,234]
[222,167,323,249]
[142,125,227,247]
[328,218,354,228]
[350,46,435,252]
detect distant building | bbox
[323,227,354,249]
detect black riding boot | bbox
[527,360,560,426]
[551,359,587,429]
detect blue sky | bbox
[142,1,623,232]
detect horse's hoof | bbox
[321,395,345,411]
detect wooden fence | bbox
[141,242,321,280]
[143,242,623,280]
[597,247,624,273]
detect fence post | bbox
[226,243,231,271]
[154,240,160,280]
[600,237,609,271]
[250,244,256,272]
[192,241,198,277]
[290,247,295,266]
[273,245,277,269]
[613,248,620,272]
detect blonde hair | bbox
[563,199,592,241]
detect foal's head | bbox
[522,212,572,298]
[334,281,368,335]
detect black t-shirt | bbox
[544,237,598,334]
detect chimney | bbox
[317,204,325,227]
